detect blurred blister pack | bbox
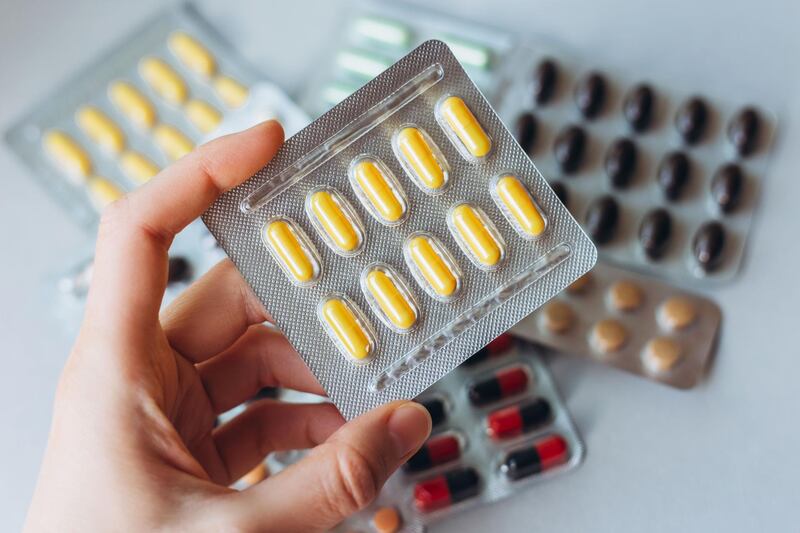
[5,3,308,230]
[203,40,596,419]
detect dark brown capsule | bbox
[549,181,568,208]
[638,208,672,260]
[584,195,619,245]
[711,163,744,213]
[692,221,726,272]
[574,72,606,119]
[531,59,558,106]
[727,107,760,156]
[623,84,655,132]
[657,151,691,201]
[604,138,638,189]
[553,125,587,174]
[167,256,192,283]
[514,112,537,154]
[674,97,708,144]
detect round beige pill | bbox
[658,296,698,331]
[607,280,644,312]
[539,300,575,334]
[590,319,628,354]
[372,506,402,533]
[566,272,593,294]
[642,336,684,374]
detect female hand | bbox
[25,121,431,533]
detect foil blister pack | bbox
[258,338,583,532]
[301,0,517,117]
[511,261,721,388]
[5,4,307,230]
[495,42,776,285]
[203,40,596,419]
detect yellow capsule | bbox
[168,31,216,78]
[87,176,123,210]
[42,130,92,181]
[494,175,546,237]
[320,298,372,361]
[352,159,406,224]
[120,151,160,184]
[439,96,491,158]
[214,75,249,108]
[108,81,157,129]
[139,57,188,105]
[185,99,222,133]
[153,124,194,161]
[308,190,362,253]
[407,235,459,298]
[396,127,447,192]
[75,106,126,154]
[365,268,417,331]
[263,219,319,284]
[450,204,503,268]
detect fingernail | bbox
[387,402,431,459]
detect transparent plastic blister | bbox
[301,0,518,117]
[5,4,308,230]
[203,40,596,419]
[511,261,722,388]
[495,41,777,285]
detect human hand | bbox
[25,121,432,533]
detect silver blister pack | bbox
[495,42,776,285]
[511,261,721,388]
[203,40,596,419]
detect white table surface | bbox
[1,0,799,531]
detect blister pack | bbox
[254,337,583,532]
[203,40,596,419]
[495,42,776,285]
[5,4,308,230]
[301,0,517,117]
[511,261,721,388]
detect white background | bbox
[1,0,798,531]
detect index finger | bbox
[86,120,283,332]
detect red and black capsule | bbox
[468,365,529,406]
[487,397,552,440]
[413,467,481,513]
[502,434,569,480]
[403,433,461,473]
[418,397,447,427]
[462,333,515,366]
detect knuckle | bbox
[97,198,128,238]
[321,443,382,517]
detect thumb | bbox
[223,400,431,533]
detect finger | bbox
[223,401,431,533]
[86,121,283,332]
[197,324,325,414]
[214,400,344,485]
[161,259,268,363]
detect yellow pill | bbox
[75,106,125,154]
[153,124,194,161]
[396,127,446,192]
[365,269,417,331]
[42,130,92,181]
[186,99,222,133]
[214,75,249,108]
[494,175,546,237]
[108,81,157,129]
[450,204,503,267]
[321,298,372,361]
[439,96,491,158]
[168,31,216,78]
[139,57,188,105]
[407,235,459,298]
[309,190,361,253]
[87,177,123,210]
[353,160,405,223]
[120,151,160,184]
[263,219,319,284]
